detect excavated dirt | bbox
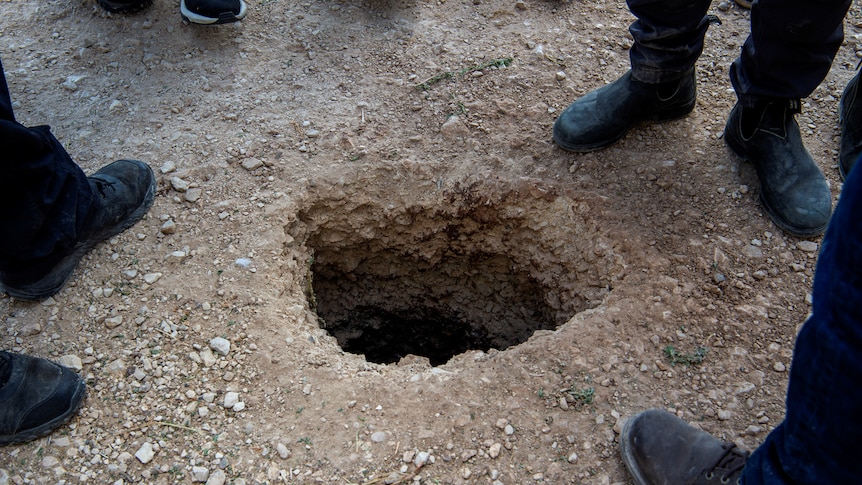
[2,0,862,483]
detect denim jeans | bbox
[742,162,862,483]
[628,0,850,107]
[0,57,95,283]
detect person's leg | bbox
[730,0,850,107]
[723,0,850,237]
[553,0,712,152]
[0,58,97,292]
[0,56,157,300]
[741,154,862,484]
[628,0,713,84]
[620,159,862,484]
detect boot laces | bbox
[701,443,748,484]
[92,177,117,198]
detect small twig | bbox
[414,57,514,90]
[148,420,205,435]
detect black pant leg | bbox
[0,56,94,283]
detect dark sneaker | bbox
[180,0,247,24]
[0,351,86,445]
[97,0,153,13]
[553,69,697,152]
[621,409,748,485]
[839,69,862,180]
[724,100,832,237]
[0,160,156,301]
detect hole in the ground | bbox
[289,178,624,366]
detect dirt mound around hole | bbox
[287,173,627,365]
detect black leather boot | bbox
[0,351,86,445]
[621,409,748,485]
[839,70,862,180]
[553,69,697,152]
[0,159,156,301]
[724,100,832,237]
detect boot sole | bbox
[553,101,696,153]
[0,162,156,301]
[724,131,828,238]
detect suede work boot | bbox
[724,100,832,237]
[621,409,748,485]
[0,160,156,301]
[0,351,86,445]
[553,69,697,152]
[839,69,862,180]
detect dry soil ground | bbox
[2,0,862,483]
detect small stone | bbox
[371,431,387,443]
[192,465,209,482]
[232,401,246,412]
[504,424,515,435]
[414,451,430,468]
[209,337,231,356]
[206,469,226,485]
[744,425,762,436]
[170,177,190,192]
[461,449,477,462]
[797,241,819,252]
[224,391,240,408]
[567,452,578,463]
[104,316,123,328]
[555,71,567,81]
[165,249,189,263]
[160,161,176,174]
[58,355,83,371]
[241,158,264,171]
[488,442,502,459]
[185,188,203,203]
[19,321,42,336]
[143,272,162,284]
[773,362,786,372]
[160,220,176,235]
[135,442,155,464]
[277,443,290,459]
[198,349,218,367]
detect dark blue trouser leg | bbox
[627,0,713,83]
[742,164,862,483]
[628,0,850,104]
[730,0,851,108]
[0,57,94,284]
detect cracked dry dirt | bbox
[2,0,862,483]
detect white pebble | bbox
[134,442,155,464]
[209,337,231,356]
[277,443,290,459]
[58,355,83,371]
[192,466,209,482]
[143,272,162,284]
[224,391,240,408]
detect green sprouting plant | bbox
[567,386,595,408]
[663,345,708,366]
